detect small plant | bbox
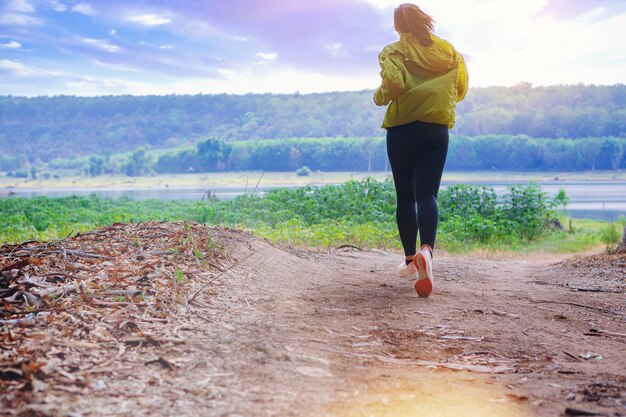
[193,249,203,261]
[117,296,126,302]
[175,268,187,284]
[207,237,217,252]
[601,221,621,249]
[553,188,570,212]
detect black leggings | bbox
[386,120,449,256]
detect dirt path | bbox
[5,232,625,417]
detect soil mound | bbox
[556,252,626,293]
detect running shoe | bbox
[413,248,434,298]
[396,259,418,279]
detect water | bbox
[1,180,625,221]
[443,180,626,221]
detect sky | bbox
[1,0,625,96]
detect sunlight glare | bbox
[331,372,531,417]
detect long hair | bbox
[394,3,434,47]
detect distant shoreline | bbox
[1,170,625,194]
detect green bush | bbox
[0,179,571,251]
[600,217,626,250]
[296,166,312,176]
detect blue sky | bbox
[1,0,625,96]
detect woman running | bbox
[374,3,468,297]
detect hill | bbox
[1,84,625,167]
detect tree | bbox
[88,156,105,176]
[288,147,302,170]
[124,148,150,176]
[196,137,231,171]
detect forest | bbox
[149,135,626,175]
[1,83,625,174]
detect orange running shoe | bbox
[413,248,433,298]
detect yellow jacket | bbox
[374,33,468,129]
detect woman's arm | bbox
[456,52,469,102]
[374,50,406,106]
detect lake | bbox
[1,179,625,221]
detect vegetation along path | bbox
[1,224,624,416]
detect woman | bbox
[374,3,468,297]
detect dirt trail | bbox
[7,232,625,417]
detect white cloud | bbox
[326,43,345,57]
[71,3,95,16]
[160,45,173,50]
[0,63,153,96]
[59,76,164,95]
[0,13,42,25]
[0,41,22,49]
[217,68,236,77]
[63,76,153,94]
[48,0,67,12]
[5,0,34,13]
[79,37,120,53]
[168,68,378,95]
[0,59,33,76]
[109,29,118,37]
[0,0,41,25]
[128,14,171,26]
[256,52,278,61]
[92,59,140,72]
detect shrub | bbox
[0,178,568,249]
[296,166,312,176]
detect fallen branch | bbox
[101,289,143,297]
[144,250,177,256]
[0,308,62,317]
[0,317,37,326]
[586,328,626,338]
[565,407,608,417]
[0,312,50,326]
[39,249,115,260]
[529,299,623,317]
[439,335,484,341]
[562,351,583,362]
[87,300,148,308]
[475,308,520,319]
[490,309,521,318]
[43,272,82,280]
[38,283,81,298]
[564,284,622,294]
[369,353,514,373]
[1,259,30,272]
[335,245,362,251]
